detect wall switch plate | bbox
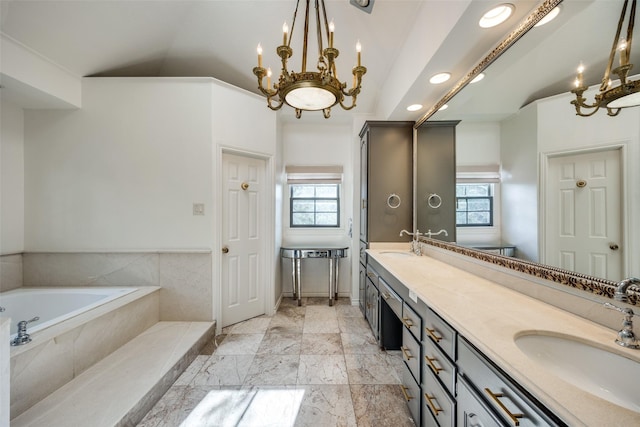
[193,203,205,216]
[409,290,418,304]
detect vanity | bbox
[364,247,640,427]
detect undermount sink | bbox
[515,332,640,412]
[378,251,414,258]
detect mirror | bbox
[419,0,640,292]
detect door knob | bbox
[609,243,619,250]
[222,246,229,254]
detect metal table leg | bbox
[328,257,335,306]
[295,258,302,306]
[334,256,339,300]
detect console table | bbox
[280,246,349,306]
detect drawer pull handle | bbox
[400,346,413,360]
[402,317,414,328]
[484,388,524,426]
[424,393,443,416]
[400,385,413,401]
[425,355,443,374]
[382,292,390,300]
[367,272,375,279]
[426,327,442,342]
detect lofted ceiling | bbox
[0,0,634,123]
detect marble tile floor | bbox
[138,297,416,427]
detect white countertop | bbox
[367,249,640,427]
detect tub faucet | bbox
[11,316,40,346]
[615,277,640,302]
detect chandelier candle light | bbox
[253,0,367,119]
[571,0,640,116]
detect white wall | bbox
[24,78,214,251]
[455,121,501,245]
[280,122,353,298]
[500,103,539,262]
[536,89,640,277]
[1,99,25,254]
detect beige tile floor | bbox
[138,297,416,427]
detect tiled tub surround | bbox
[1,318,10,427]
[22,251,213,321]
[9,286,160,418]
[139,297,416,427]
[0,253,23,292]
[367,249,640,426]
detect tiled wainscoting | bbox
[17,251,213,321]
[0,254,23,292]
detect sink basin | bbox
[379,251,414,258]
[515,333,640,412]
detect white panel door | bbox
[221,153,265,327]
[545,149,622,280]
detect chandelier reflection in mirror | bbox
[253,0,367,119]
[571,0,640,116]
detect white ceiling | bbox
[0,0,635,123]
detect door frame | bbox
[215,145,275,334]
[539,142,629,278]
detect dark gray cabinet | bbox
[359,121,414,244]
[416,121,458,242]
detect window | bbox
[456,183,494,227]
[290,184,340,227]
[285,165,343,229]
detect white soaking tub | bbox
[1,286,160,418]
[0,287,137,339]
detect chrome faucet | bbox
[615,277,640,302]
[424,229,448,238]
[11,316,40,346]
[399,229,422,255]
[604,303,639,349]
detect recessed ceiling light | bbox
[429,73,451,84]
[470,73,485,83]
[534,6,560,27]
[479,4,514,28]
[438,104,448,111]
[407,104,423,112]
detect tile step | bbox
[11,321,215,427]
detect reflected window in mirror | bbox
[456,183,494,227]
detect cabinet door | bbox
[359,263,366,315]
[359,131,369,242]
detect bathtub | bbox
[3,286,160,418]
[1,287,137,339]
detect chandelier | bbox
[253,0,367,119]
[571,0,640,116]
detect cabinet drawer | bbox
[401,361,421,426]
[423,307,455,361]
[359,240,368,266]
[366,264,379,287]
[458,338,561,427]
[380,278,402,318]
[402,326,421,383]
[422,333,455,397]
[457,374,502,427]
[422,373,455,427]
[402,302,422,341]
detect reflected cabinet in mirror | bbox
[417,0,639,303]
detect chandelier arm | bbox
[602,0,630,90]
[606,107,623,116]
[266,96,285,111]
[339,97,357,111]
